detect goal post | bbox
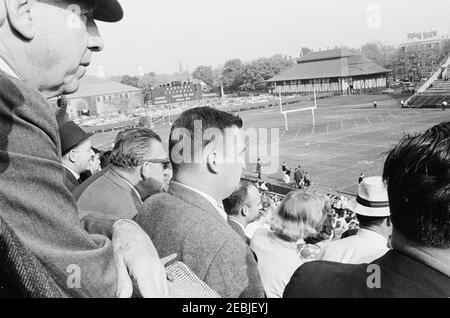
[279,89,317,131]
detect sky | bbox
[89,0,450,77]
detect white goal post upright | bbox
[279,88,317,132]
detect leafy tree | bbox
[221,59,245,91]
[120,75,142,88]
[192,66,214,87]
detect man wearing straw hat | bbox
[317,176,391,264]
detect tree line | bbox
[118,41,450,100]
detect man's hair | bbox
[223,181,256,217]
[383,121,450,248]
[168,107,243,174]
[271,191,327,242]
[356,214,389,228]
[100,150,112,169]
[109,128,161,169]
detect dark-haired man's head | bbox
[383,121,450,248]
[109,128,169,200]
[169,107,245,201]
[223,181,261,227]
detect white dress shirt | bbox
[62,164,80,181]
[174,181,227,221]
[318,228,389,264]
[0,56,19,79]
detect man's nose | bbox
[87,19,105,52]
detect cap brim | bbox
[348,198,390,217]
[93,0,123,23]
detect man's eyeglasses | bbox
[145,159,171,170]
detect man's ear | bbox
[5,0,35,40]
[206,150,220,174]
[240,205,248,217]
[68,150,77,163]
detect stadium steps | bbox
[407,54,450,108]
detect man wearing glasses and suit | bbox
[74,128,170,220]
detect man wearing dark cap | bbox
[60,121,94,192]
[0,0,169,297]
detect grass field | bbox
[90,94,450,196]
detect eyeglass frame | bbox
[144,158,171,170]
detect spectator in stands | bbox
[55,95,69,127]
[442,100,447,111]
[80,147,102,183]
[0,0,168,297]
[284,122,450,297]
[303,172,312,187]
[282,170,291,184]
[73,128,169,220]
[251,191,327,298]
[294,168,303,189]
[282,161,287,173]
[59,121,95,192]
[341,220,359,239]
[317,177,391,264]
[135,107,264,298]
[298,195,334,261]
[223,181,262,245]
[162,165,173,192]
[245,195,275,239]
[256,158,262,179]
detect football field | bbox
[91,95,450,195]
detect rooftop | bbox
[67,75,142,99]
[267,49,391,82]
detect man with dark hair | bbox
[0,0,168,297]
[74,128,169,220]
[284,122,450,297]
[223,181,261,245]
[135,107,265,298]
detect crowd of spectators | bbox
[0,0,449,299]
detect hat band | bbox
[356,196,389,208]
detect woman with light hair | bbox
[250,191,327,298]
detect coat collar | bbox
[391,230,450,277]
[63,166,80,185]
[168,181,227,224]
[0,56,19,79]
[108,167,143,204]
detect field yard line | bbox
[366,116,372,125]
[377,114,385,122]
[389,112,398,120]
[320,140,390,148]
[294,127,302,139]
[279,140,387,172]
[277,120,403,146]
